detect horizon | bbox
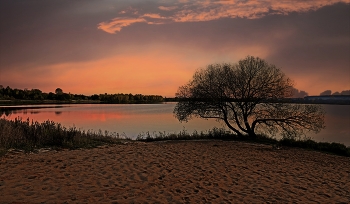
[0,0,349,97]
[1,84,350,98]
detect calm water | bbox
[1,103,349,146]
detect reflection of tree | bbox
[0,106,65,117]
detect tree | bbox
[174,56,325,138]
[341,90,350,95]
[320,90,332,96]
[55,88,63,95]
[291,88,308,98]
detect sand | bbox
[0,141,349,203]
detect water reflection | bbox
[0,105,66,117]
[1,103,349,145]
[307,105,350,146]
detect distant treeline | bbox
[0,85,164,104]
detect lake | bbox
[1,103,349,146]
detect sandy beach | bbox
[1,140,349,203]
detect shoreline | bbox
[1,99,350,106]
[1,140,349,203]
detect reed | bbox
[0,117,129,155]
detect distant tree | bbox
[41,92,49,100]
[332,91,341,96]
[90,94,100,100]
[340,90,350,95]
[55,88,63,95]
[29,89,43,100]
[0,85,3,99]
[174,56,325,138]
[320,90,332,96]
[47,92,55,100]
[62,93,71,100]
[291,88,308,98]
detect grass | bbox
[136,128,350,157]
[279,138,350,157]
[0,117,130,156]
[1,117,349,157]
[136,128,236,141]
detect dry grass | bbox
[0,117,130,155]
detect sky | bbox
[0,0,349,97]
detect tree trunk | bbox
[248,130,257,138]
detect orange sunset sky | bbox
[0,0,349,97]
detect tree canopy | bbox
[174,56,325,138]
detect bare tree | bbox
[174,56,325,138]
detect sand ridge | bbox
[0,141,349,203]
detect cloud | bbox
[158,6,178,11]
[97,17,146,34]
[98,0,350,33]
[142,13,164,19]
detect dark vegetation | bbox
[0,117,130,156]
[136,128,350,157]
[0,85,164,104]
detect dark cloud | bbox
[0,0,125,69]
[0,0,349,95]
[2,1,349,69]
[268,3,350,70]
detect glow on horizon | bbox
[0,45,348,97]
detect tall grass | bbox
[0,117,129,154]
[136,127,235,141]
